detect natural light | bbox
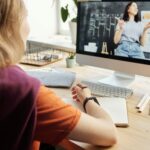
[26,0,76,38]
[27,0,58,38]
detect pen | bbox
[138,95,150,113]
[136,94,149,109]
[115,17,120,21]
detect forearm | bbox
[114,30,123,44]
[70,85,117,146]
[69,101,117,146]
[85,100,113,123]
[140,30,147,46]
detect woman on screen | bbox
[114,2,150,59]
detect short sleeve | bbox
[34,86,81,145]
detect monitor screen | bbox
[77,0,150,65]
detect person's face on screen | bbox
[128,2,138,16]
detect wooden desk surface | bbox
[20,60,150,150]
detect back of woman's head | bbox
[0,0,26,68]
[123,2,140,22]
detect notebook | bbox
[63,97,128,127]
[26,69,76,88]
[97,97,128,127]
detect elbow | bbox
[109,126,118,145]
[96,125,118,147]
[102,127,118,146]
[106,133,118,146]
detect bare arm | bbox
[68,84,117,146]
[114,30,123,44]
[140,22,150,46]
[114,20,125,44]
[140,31,147,46]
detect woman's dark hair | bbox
[123,2,140,22]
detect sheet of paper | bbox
[63,97,128,127]
[97,97,128,127]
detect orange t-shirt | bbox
[32,86,81,150]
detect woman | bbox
[114,2,150,59]
[0,0,117,150]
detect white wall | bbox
[58,0,77,35]
[26,0,58,37]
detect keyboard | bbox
[81,80,133,98]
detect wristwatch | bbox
[83,97,100,113]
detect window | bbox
[26,0,76,37]
[58,0,77,35]
[27,0,58,37]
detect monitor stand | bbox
[99,71,135,87]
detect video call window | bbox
[77,1,150,60]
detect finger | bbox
[72,95,80,102]
[72,87,78,94]
[72,86,81,93]
[71,86,76,91]
[72,90,76,95]
[72,85,80,91]
[76,98,80,102]
[72,95,78,100]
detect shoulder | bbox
[0,65,40,96]
[4,65,39,81]
[0,65,41,119]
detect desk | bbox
[20,60,150,150]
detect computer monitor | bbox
[76,0,150,87]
